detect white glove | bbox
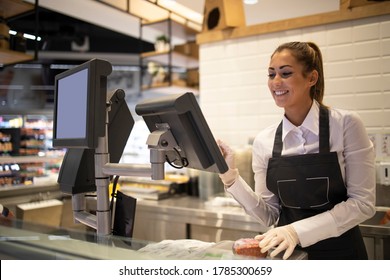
[255,225,299,260]
[217,140,239,187]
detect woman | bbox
[218,42,376,260]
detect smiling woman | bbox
[267,42,322,126]
[217,41,376,260]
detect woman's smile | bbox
[274,90,289,96]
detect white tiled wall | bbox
[199,14,390,157]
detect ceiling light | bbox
[158,0,203,24]
[9,30,41,41]
[244,0,258,4]
[23,33,41,41]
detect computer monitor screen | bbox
[56,68,88,140]
[135,92,228,174]
[53,59,112,149]
[57,89,134,194]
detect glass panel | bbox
[0,218,152,260]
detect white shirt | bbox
[226,101,376,247]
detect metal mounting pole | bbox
[94,103,112,236]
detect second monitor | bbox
[135,92,228,176]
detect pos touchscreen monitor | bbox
[57,89,134,194]
[53,59,112,149]
[135,92,228,174]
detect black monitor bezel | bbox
[135,92,228,174]
[57,89,134,195]
[52,59,112,149]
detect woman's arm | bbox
[225,127,280,226]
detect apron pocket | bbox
[277,177,330,209]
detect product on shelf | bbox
[19,128,46,156]
[0,131,13,155]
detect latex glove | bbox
[255,225,299,260]
[217,139,239,187]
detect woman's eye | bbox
[268,72,293,79]
[268,73,276,79]
[281,72,292,78]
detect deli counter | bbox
[1,164,389,260]
[0,190,308,260]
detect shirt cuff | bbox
[292,211,338,247]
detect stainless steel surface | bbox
[360,206,390,259]
[134,195,269,234]
[102,163,152,177]
[376,184,390,206]
[0,184,62,212]
[360,206,390,236]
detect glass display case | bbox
[0,216,307,260]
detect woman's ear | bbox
[309,70,319,86]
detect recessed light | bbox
[244,0,258,4]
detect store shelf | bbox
[0,155,62,188]
[0,156,62,164]
[140,18,199,95]
[142,83,199,95]
[141,50,198,69]
[0,0,36,66]
[141,18,199,45]
[0,49,34,65]
[0,113,63,188]
[0,0,34,19]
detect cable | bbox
[166,147,189,169]
[109,175,120,213]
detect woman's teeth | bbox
[275,90,288,96]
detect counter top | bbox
[132,194,390,240]
[133,195,270,234]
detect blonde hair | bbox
[271,42,325,106]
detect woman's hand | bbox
[255,225,299,260]
[217,139,236,169]
[217,140,239,187]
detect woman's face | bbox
[268,49,315,112]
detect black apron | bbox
[266,105,367,260]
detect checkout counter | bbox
[1,177,390,260]
[0,192,307,260]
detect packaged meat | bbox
[232,238,268,258]
[380,209,390,225]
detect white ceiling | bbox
[176,0,340,26]
[29,0,341,41]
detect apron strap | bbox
[272,105,330,157]
[319,105,330,153]
[272,121,283,157]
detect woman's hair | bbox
[271,42,325,105]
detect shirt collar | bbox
[282,101,320,140]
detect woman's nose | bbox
[272,74,282,85]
